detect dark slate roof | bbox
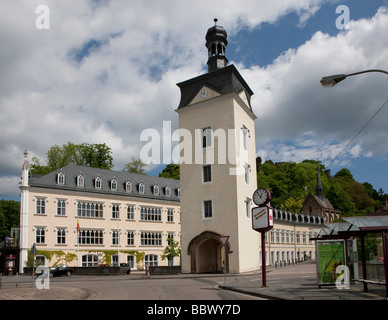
[311,194,335,210]
[29,164,180,202]
[176,64,254,111]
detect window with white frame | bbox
[153,185,159,196]
[165,186,171,197]
[78,229,104,245]
[36,227,46,244]
[36,198,46,215]
[95,177,102,189]
[177,188,180,198]
[57,200,66,216]
[203,200,213,219]
[167,209,174,222]
[77,175,84,187]
[140,207,162,221]
[56,228,66,244]
[125,181,132,193]
[77,202,103,218]
[127,231,134,245]
[112,204,120,219]
[127,255,135,269]
[82,254,99,267]
[112,230,119,245]
[127,206,135,220]
[167,233,174,245]
[111,179,117,191]
[139,183,145,194]
[57,172,65,184]
[140,232,162,246]
[144,254,158,267]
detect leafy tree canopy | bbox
[123,157,148,175]
[257,159,386,216]
[31,142,114,174]
[159,164,180,180]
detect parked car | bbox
[49,265,74,277]
[111,263,131,274]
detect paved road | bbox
[56,275,264,300]
[0,273,265,300]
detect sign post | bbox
[218,236,229,285]
[252,188,273,288]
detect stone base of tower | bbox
[181,231,260,274]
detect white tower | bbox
[176,20,260,273]
[19,150,30,273]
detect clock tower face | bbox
[253,188,271,206]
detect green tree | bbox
[326,183,354,216]
[123,157,147,175]
[161,238,181,263]
[31,142,114,174]
[159,164,180,180]
[281,197,304,213]
[0,200,20,240]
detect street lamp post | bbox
[320,69,388,87]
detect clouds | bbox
[0,1,387,198]
[241,6,388,168]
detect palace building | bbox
[19,151,181,273]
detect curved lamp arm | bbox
[320,69,388,87]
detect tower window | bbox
[203,200,213,219]
[201,127,212,148]
[202,165,212,183]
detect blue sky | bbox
[0,0,387,201]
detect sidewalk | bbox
[220,261,387,300]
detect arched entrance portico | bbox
[187,231,231,274]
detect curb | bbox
[219,284,286,300]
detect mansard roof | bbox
[29,164,180,202]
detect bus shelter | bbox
[312,215,388,298]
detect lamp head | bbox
[320,74,347,87]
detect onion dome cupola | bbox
[205,18,228,73]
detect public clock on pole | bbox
[253,188,271,206]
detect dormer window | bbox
[111,179,117,191]
[125,181,132,193]
[57,172,65,184]
[95,177,102,189]
[153,185,159,196]
[165,186,171,197]
[139,183,145,194]
[177,188,180,198]
[77,175,84,187]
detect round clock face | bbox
[253,188,271,206]
[200,90,208,99]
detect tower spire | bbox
[205,18,228,72]
[315,165,323,200]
